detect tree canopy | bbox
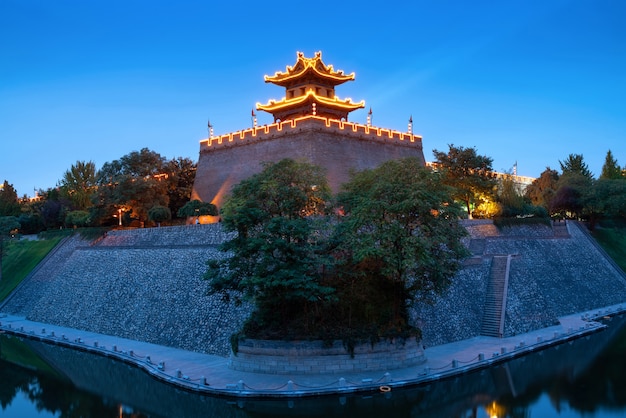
[525,167,560,211]
[600,150,622,180]
[206,159,335,338]
[94,148,169,224]
[559,153,593,180]
[0,181,21,217]
[59,161,97,210]
[177,200,218,218]
[165,157,197,217]
[334,158,469,336]
[207,157,469,343]
[148,205,171,226]
[432,144,497,218]
[0,216,20,282]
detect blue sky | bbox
[1,0,625,197]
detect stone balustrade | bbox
[230,338,425,374]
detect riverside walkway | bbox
[0,305,624,399]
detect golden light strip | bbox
[257,89,364,112]
[264,51,355,84]
[199,116,422,148]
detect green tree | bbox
[206,159,334,338]
[59,161,97,210]
[39,187,69,229]
[497,175,525,216]
[0,181,21,217]
[148,205,171,226]
[165,157,197,218]
[551,173,592,219]
[0,216,20,282]
[432,144,497,218]
[93,148,169,225]
[587,179,626,220]
[600,150,622,180]
[552,154,594,219]
[334,158,469,337]
[525,168,560,210]
[559,153,593,179]
[177,200,217,219]
[65,210,91,228]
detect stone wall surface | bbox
[413,221,626,347]
[94,224,235,247]
[230,338,426,374]
[4,225,249,357]
[496,223,626,336]
[192,119,425,207]
[3,221,626,359]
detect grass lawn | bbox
[0,236,64,302]
[592,227,626,273]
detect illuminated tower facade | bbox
[192,52,425,220]
[258,51,364,122]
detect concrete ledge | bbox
[229,338,426,374]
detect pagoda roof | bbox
[257,89,365,114]
[264,51,355,87]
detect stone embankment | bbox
[412,220,626,347]
[1,225,247,356]
[3,220,626,360]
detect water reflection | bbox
[2,316,626,417]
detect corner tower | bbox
[258,51,364,122]
[192,52,425,221]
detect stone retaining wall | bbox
[2,225,249,357]
[192,118,426,208]
[230,338,425,374]
[413,220,626,347]
[94,224,234,247]
[4,220,626,359]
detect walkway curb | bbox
[1,304,623,398]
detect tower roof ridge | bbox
[256,89,364,114]
[264,51,355,87]
[259,51,362,122]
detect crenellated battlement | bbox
[200,116,422,153]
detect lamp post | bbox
[114,208,123,226]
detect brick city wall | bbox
[192,117,425,208]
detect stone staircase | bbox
[481,255,511,337]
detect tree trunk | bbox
[466,200,473,219]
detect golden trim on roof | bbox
[264,51,355,86]
[257,89,365,113]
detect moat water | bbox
[3,316,626,418]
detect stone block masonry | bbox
[412,220,626,347]
[3,225,249,357]
[230,338,425,374]
[4,220,626,361]
[192,117,425,208]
